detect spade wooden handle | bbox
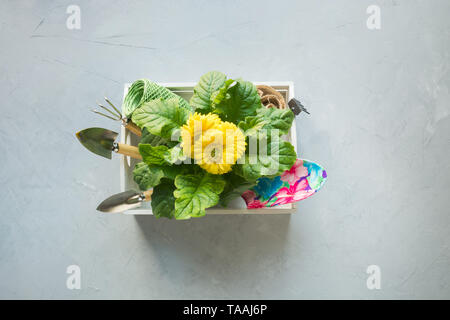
[143,190,153,202]
[124,121,142,137]
[117,143,142,160]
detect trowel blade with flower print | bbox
[241,159,327,209]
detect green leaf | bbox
[190,71,227,114]
[151,179,176,219]
[210,79,236,105]
[238,115,268,137]
[219,172,255,207]
[234,136,297,181]
[140,128,177,147]
[212,80,262,123]
[131,98,190,139]
[139,144,186,166]
[123,79,192,117]
[256,107,294,135]
[159,164,192,180]
[239,107,294,136]
[139,144,170,166]
[167,146,186,163]
[132,162,164,191]
[173,172,226,219]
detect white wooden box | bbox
[120,82,298,215]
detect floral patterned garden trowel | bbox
[241,159,327,209]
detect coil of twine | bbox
[256,85,286,109]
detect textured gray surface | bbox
[1,0,449,299]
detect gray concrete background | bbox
[0,0,449,299]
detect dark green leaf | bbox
[140,128,178,147]
[212,80,261,123]
[159,164,193,180]
[173,172,226,219]
[151,179,176,219]
[133,162,164,191]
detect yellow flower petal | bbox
[181,113,222,157]
[181,113,246,174]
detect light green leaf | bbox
[238,115,268,137]
[139,144,171,166]
[123,79,191,117]
[234,136,297,181]
[190,71,227,114]
[139,144,186,166]
[132,98,190,139]
[212,80,262,123]
[173,172,226,219]
[132,162,164,191]
[219,172,255,207]
[256,107,294,135]
[238,107,294,136]
[151,179,176,219]
[166,146,186,163]
[210,79,236,105]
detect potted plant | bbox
[76,71,327,219]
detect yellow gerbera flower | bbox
[180,112,222,157]
[181,113,246,174]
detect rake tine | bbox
[96,102,121,120]
[91,109,120,121]
[104,97,122,118]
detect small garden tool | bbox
[97,190,153,213]
[76,127,142,160]
[91,97,142,137]
[241,159,326,208]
